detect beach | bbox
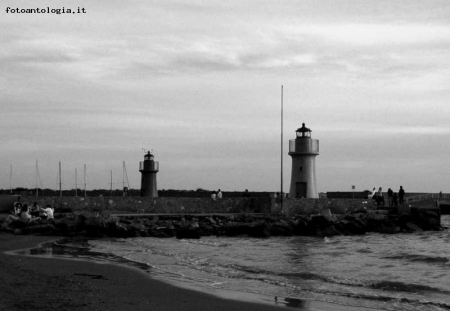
[0,234,291,311]
[0,234,392,311]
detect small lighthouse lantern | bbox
[295,123,311,138]
[144,151,154,161]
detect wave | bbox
[370,280,448,294]
[384,253,449,264]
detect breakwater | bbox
[0,206,442,239]
[9,195,371,215]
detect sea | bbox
[24,215,450,311]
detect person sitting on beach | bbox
[211,191,216,200]
[217,189,222,199]
[41,205,54,219]
[19,204,32,222]
[13,202,22,216]
[30,202,41,217]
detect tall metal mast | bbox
[280,85,284,213]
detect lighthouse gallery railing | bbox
[139,161,159,171]
[289,139,319,154]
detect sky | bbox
[1,0,450,193]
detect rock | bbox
[270,221,294,236]
[292,217,312,236]
[74,214,87,230]
[206,217,216,225]
[54,218,76,235]
[26,224,56,235]
[405,223,423,232]
[198,224,216,236]
[311,215,331,228]
[126,223,148,237]
[176,227,200,239]
[219,223,243,236]
[248,222,271,238]
[337,218,367,235]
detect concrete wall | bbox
[14,196,371,216]
[0,195,20,212]
[273,197,368,215]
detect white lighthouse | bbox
[288,123,319,198]
[139,151,159,197]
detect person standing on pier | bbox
[387,188,393,206]
[399,186,405,205]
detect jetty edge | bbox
[0,196,444,239]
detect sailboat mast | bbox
[9,165,12,194]
[35,160,39,197]
[75,168,78,197]
[84,164,86,198]
[59,162,62,197]
[110,170,113,197]
[123,161,125,197]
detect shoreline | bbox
[1,233,385,311]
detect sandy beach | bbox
[0,234,293,311]
[0,233,387,311]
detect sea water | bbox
[82,215,450,310]
[28,216,450,310]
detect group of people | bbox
[211,189,223,200]
[12,201,54,222]
[371,186,405,206]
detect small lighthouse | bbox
[288,123,319,198]
[139,151,159,197]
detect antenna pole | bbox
[280,85,284,214]
[75,168,78,197]
[84,164,86,198]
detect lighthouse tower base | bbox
[288,155,318,199]
[141,173,158,197]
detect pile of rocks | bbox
[0,206,443,239]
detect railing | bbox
[289,139,319,154]
[404,193,449,203]
[139,161,159,171]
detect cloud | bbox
[282,23,450,46]
[318,123,450,136]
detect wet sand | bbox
[0,234,382,311]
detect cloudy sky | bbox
[1,0,450,193]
